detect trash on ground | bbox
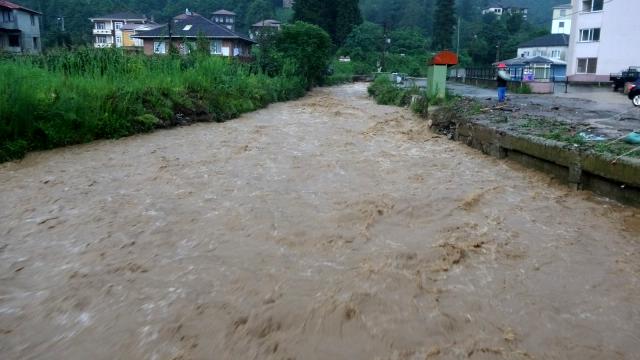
[623,132,640,145]
[578,132,607,141]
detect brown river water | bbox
[1,83,639,360]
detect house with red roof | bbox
[0,0,41,53]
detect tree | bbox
[335,0,363,45]
[340,22,384,62]
[272,21,332,88]
[293,0,361,45]
[432,0,456,50]
[245,0,275,26]
[389,28,428,55]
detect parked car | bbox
[610,66,639,92]
[629,79,640,106]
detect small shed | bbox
[428,51,458,98]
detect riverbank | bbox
[429,96,640,205]
[0,49,307,162]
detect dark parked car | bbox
[611,67,639,91]
[629,79,640,106]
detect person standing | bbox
[496,63,510,103]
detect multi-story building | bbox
[135,11,254,57]
[120,23,162,50]
[551,3,572,35]
[566,0,640,82]
[517,34,570,61]
[89,12,150,48]
[0,0,41,54]
[211,9,236,31]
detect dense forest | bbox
[15,0,569,65]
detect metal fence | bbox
[459,66,567,83]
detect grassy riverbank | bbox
[0,48,307,162]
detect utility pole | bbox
[380,21,388,72]
[456,16,460,57]
[168,18,173,53]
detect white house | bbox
[518,34,570,61]
[551,3,572,35]
[282,0,294,9]
[566,0,640,82]
[89,11,150,48]
[481,5,528,20]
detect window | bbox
[154,41,166,54]
[559,21,565,28]
[96,35,107,44]
[560,9,566,17]
[96,22,106,30]
[32,37,38,49]
[580,28,601,42]
[2,10,13,22]
[582,0,604,12]
[210,40,222,55]
[114,22,123,30]
[30,14,35,26]
[523,51,530,57]
[8,34,19,47]
[551,50,561,58]
[577,58,598,73]
[182,25,192,31]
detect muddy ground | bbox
[1,83,639,360]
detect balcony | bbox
[93,29,112,35]
[0,19,18,30]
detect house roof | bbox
[134,13,253,43]
[0,0,41,14]
[212,9,236,16]
[518,34,569,48]
[497,56,567,66]
[252,19,281,27]
[553,3,572,9]
[120,23,161,31]
[90,11,147,20]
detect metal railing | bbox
[461,66,567,83]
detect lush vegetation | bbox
[293,0,362,45]
[1,29,333,162]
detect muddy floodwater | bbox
[1,84,639,360]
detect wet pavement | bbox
[448,82,640,138]
[1,83,639,360]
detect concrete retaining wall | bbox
[454,121,640,206]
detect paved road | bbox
[1,83,639,359]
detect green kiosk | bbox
[427,50,459,99]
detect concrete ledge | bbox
[452,121,640,205]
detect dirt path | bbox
[1,83,639,360]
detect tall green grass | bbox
[0,48,307,161]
